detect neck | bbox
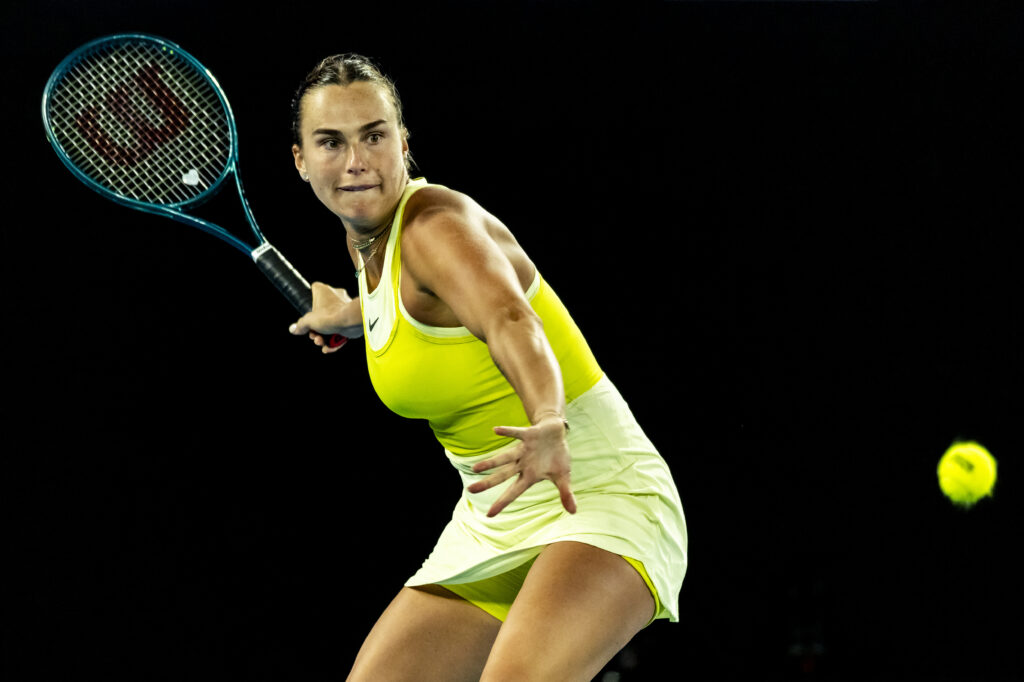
[347,174,410,248]
[349,213,394,251]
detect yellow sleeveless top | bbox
[358,179,603,456]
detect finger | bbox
[553,473,577,514]
[321,339,345,354]
[467,467,515,494]
[471,449,519,473]
[487,475,532,518]
[493,425,528,440]
[290,310,322,336]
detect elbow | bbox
[482,304,544,344]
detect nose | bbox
[346,144,367,174]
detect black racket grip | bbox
[251,243,346,348]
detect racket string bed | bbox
[50,41,231,206]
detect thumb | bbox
[289,312,316,335]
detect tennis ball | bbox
[937,441,997,508]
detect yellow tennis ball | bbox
[937,441,997,508]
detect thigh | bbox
[348,585,502,682]
[480,541,656,682]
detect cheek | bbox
[383,146,408,177]
[305,157,336,191]
[308,177,335,207]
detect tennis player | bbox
[288,54,687,681]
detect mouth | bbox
[338,184,379,192]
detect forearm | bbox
[333,293,364,337]
[486,313,566,424]
[474,312,576,517]
[293,283,364,338]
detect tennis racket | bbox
[41,33,345,347]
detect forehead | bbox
[300,82,397,131]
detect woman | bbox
[288,54,687,681]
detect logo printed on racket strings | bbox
[74,63,190,167]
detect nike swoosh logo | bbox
[368,317,379,331]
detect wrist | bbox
[532,410,570,432]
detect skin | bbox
[288,80,654,678]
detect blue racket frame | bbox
[41,33,261,256]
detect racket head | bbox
[42,33,238,214]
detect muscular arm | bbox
[403,199,574,516]
[401,203,565,426]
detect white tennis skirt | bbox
[405,374,688,622]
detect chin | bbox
[339,190,398,224]
[338,206,386,231]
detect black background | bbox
[4,1,1022,680]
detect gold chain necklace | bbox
[350,222,391,250]
[353,224,392,277]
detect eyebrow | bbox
[311,119,389,137]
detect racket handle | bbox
[252,243,346,348]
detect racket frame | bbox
[41,33,263,257]
[41,33,344,344]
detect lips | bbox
[339,184,378,192]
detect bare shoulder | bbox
[402,184,524,249]
[402,185,482,235]
[400,185,498,280]
[400,183,535,293]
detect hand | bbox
[467,417,577,518]
[289,282,363,353]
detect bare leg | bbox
[480,541,655,682]
[347,584,502,682]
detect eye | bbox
[318,137,342,150]
[367,132,384,144]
